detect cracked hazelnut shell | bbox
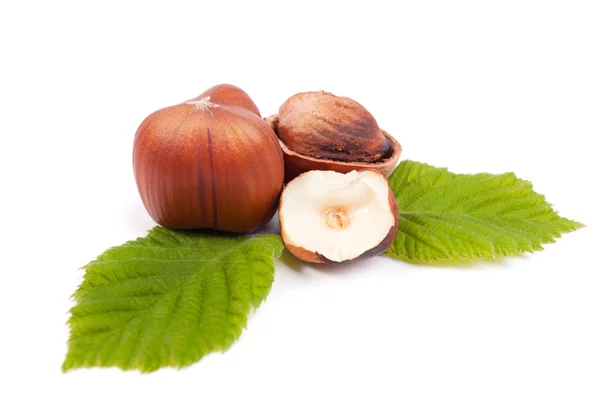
[266,91,402,182]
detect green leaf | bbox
[386,160,582,262]
[63,227,283,373]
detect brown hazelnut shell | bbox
[133,84,284,233]
[266,115,402,183]
[190,84,262,117]
[276,91,390,163]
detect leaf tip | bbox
[61,357,74,373]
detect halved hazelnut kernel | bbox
[279,169,399,264]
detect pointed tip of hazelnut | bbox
[192,84,262,117]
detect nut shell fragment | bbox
[277,91,391,163]
[269,113,401,182]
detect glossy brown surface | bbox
[190,84,262,117]
[277,91,391,163]
[133,84,284,233]
[267,115,402,182]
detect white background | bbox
[1,1,599,399]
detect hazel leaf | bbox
[386,160,582,262]
[63,227,283,373]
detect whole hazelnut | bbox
[133,84,284,233]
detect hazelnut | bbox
[279,169,399,264]
[133,84,284,233]
[267,91,402,182]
